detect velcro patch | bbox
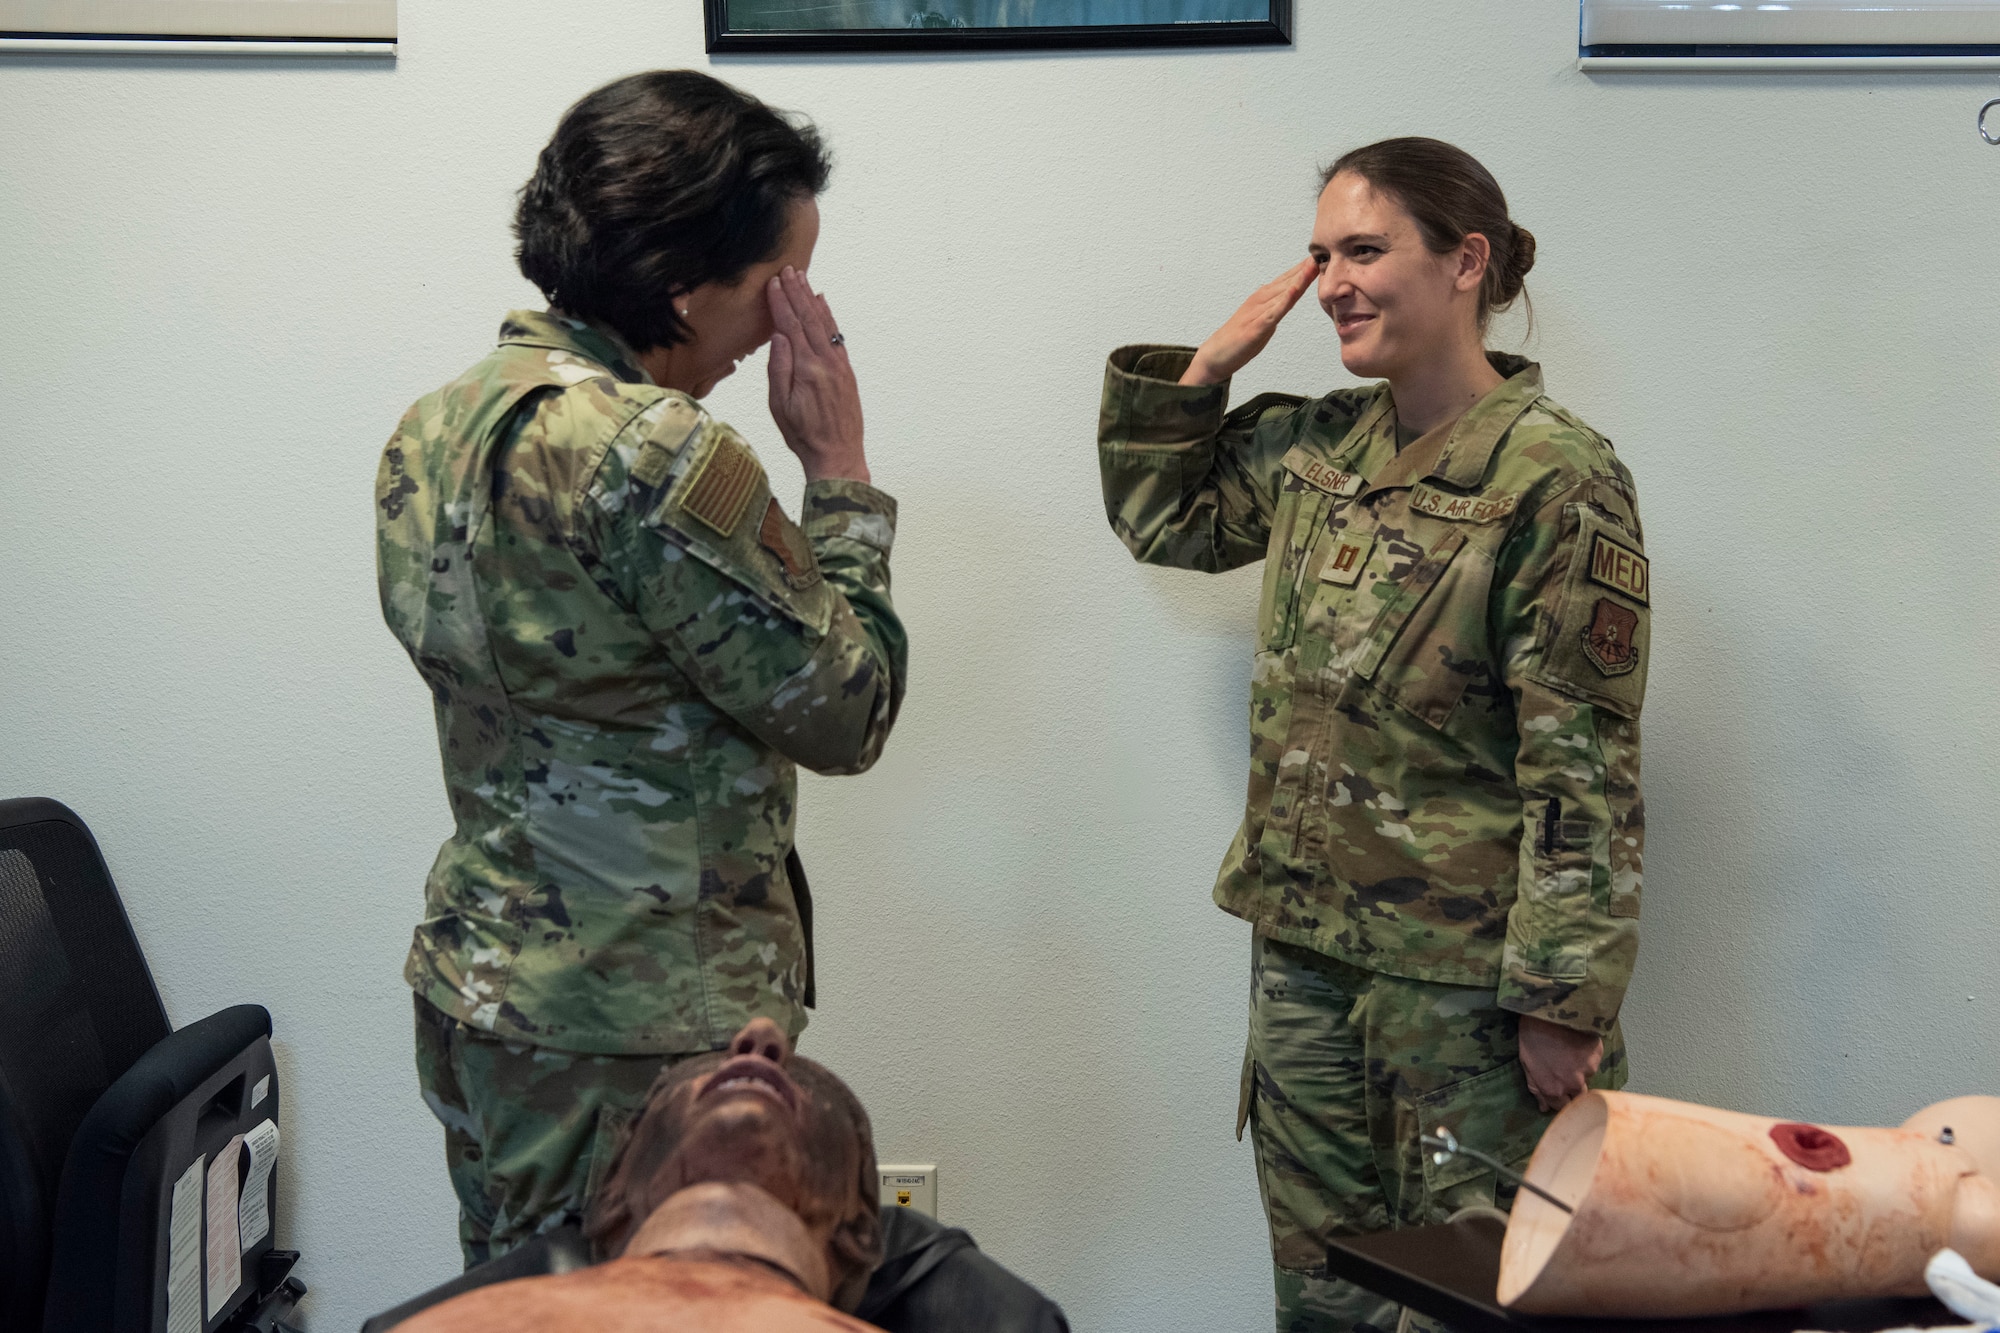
[758,498,820,590]
[676,434,762,537]
[1408,483,1518,524]
[1586,532,1649,605]
[1320,531,1374,586]
[631,399,701,488]
[631,441,675,489]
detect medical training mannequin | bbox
[396,1018,886,1333]
[1496,1091,2000,1317]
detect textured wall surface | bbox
[3,5,1996,1328]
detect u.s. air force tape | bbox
[1408,483,1519,524]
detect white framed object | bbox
[1581,0,2000,70]
[0,0,394,53]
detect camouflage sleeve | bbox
[599,406,905,777]
[1096,344,1311,573]
[1491,477,1649,1036]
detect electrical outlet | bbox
[878,1163,937,1218]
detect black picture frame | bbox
[704,0,1291,53]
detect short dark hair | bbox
[515,70,832,351]
[1324,137,1535,332]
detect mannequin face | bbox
[640,196,821,398]
[1309,172,1490,383]
[588,1017,877,1302]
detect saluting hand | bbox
[767,266,868,485]
[1180,257,1318,387]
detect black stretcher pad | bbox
[1325,1214,1958,1333]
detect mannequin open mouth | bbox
[698,1057,798,1113]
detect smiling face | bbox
[1309,171,1491,383]
[586,1017,881,1306]
[640,195,821,398]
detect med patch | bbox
[1528,505,1650,717]
[1585,530,1649,604]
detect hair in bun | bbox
[1322,137,1532,333]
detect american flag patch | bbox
[676,434,762,537]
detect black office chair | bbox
[0,798,305,1333]
[360,1206,1069,1332]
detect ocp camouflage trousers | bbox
[412,994,697,1268]
[1240,933,1626,1333]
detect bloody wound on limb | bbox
[1769,1122,1853,1171]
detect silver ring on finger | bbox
[828,332,846,346]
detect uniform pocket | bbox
[1351,526,1479,730]
[1413,1059,1550,1223]
[1258,485,1329,651]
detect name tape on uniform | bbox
[1291,458,1366,498]
[1408,483,1518,524]
[1586,532,1649,605]
[1321,531,1374,586]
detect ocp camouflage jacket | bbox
[1099,347,1645,1034]
[378,311,906,1055]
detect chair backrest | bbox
[0,799,171,1330]
[42,1003,280,1333]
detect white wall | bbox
[4,4,1997,1328]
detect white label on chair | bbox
[251,1075,270,1108]
[167,1154,204,1333]
[239,1119,281,1250]
[205,1136,244,1314]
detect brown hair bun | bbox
[1496,222,1536,304]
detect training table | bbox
[1326,1213,1959,1333]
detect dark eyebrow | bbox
[1335,232,1390,249]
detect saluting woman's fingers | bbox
[779,266,837,356]
[1265,257,1317,317]
[768,273,809,350]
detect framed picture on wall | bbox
[704,0,1291,52]
[0,0,394,52]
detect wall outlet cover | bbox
[878,1163,938,1218]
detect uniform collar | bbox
[1430,353,1542,489]
[497,309,654,385]
[1358,353,1542,496]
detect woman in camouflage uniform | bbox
[1096,138,1648,1333]
[378,72,906,1265]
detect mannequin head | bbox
[584,1018,883,1310]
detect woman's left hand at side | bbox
[1519,1015,1603,1114]
[767,266,868,485]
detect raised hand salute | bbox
[1180,257,1318,387]
[767,265,868,484]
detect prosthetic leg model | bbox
[1496,1092,2000,1317]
